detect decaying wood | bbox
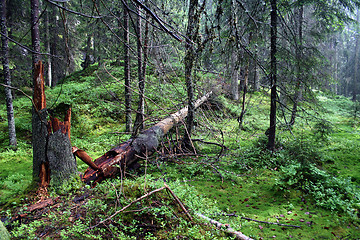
[33,61,46,112]
[32,62,77,188]
[27,198,54,212]
[196,213,253,240]
[32,61,48,185]
[72,146,102,172]
[81,91,213,186]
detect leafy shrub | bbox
[276,160,360,217]
[312,119,333,141]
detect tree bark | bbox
[353,10,359,102]
[0,0,17,149]
[267,0,277,151]
[32,61,48,183]
[230,51,239,100]
[134,3,145,134]
[123,0,132,132]
[31,0,41,65]
[289,5,303,126]
[45,9,52,87]
[183,0,199,146]
[81,91,213,186]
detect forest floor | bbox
[1,64,360,239]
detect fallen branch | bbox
[27,198,55,212]
[192,139,228,150]
[164,183,193,221]
[196,213,253,240]
[241,216,301,228]
[89,186,166,230]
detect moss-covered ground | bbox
[0,64,360,239]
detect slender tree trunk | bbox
[290,5,303,126]
[31,0,46,183]
[353,10,359,102]
[45,9,52,87]
[49,3,60,86]
[0,0,17,149]
[230,51,239,100]
[123,1,132,132]
[133,3,145,134]
[239,34,252,128]
[183,0,198,145]
[82,35,92,70]
[267,0,277,151]
[31,0,41,65]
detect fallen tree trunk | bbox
[81,91,213,186]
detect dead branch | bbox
[45,0,103,19]
[196,213,253,240]
[89,186,166,230]
[164,183,193,221]
[240,216,301,228]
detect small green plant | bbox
[313,119,333,141]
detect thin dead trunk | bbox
[0,0,17,149]
[134,3,145,134]
[353,10,359,102]
[45,9,52,87]
[123,0,132,132]
[183,0,199,146]
[289,5,303,126]
[31,0,41,65]
[267,0,277,151]
[230,51,239,100]
[81,91,213,186]
[239,34,252,128]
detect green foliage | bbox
[313,119,333,141]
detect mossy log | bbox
[81,91,213,186]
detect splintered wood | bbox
[80,91,213,186]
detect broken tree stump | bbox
[32,60,77,188]
[81,91,213,186]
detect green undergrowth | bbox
[1,65,360,239]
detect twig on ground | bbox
[88,186,166,230]
[164,183,193,221]
[196,213,253,240]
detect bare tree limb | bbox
[45,0,103,19]
[88,186,166,230]
[196,213,253,240]
[0,32,62,58]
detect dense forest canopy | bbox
[1,0,360,239]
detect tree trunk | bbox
[31,0,46,183]
[49,3,61,86]
[230,51,239,100]
[82,35,92,70]
[183,0,198,146]
[353,10,359,102]
[289,5,303,126]
[81,91,213,186]
[123,0,132,132]
[133,3,145,134]
[31,0,41,65]
[45,9,52,87]
[32,61,48,183]
[267,0,277,151]
[0,0,17,149]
